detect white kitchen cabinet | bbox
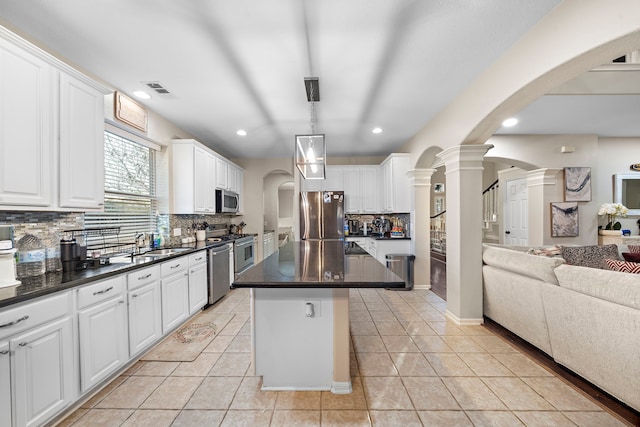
[263,232,276,260]
[161,258,189,333]
[300,165,344,192]
[228,164,238,193]
[188,251,208,314]
[171,140,216,214]
[0,341,11,427]
[194,147,216,213]
[343,166,378,213]
[380,154,411,213]
[216,157,229,190]
[127,266,162,357]
[58,72,105,209]
[0,35,53,208]
[78,276,127,392]
[367,237,411,265]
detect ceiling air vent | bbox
[143,81,171,95]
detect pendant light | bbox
[296,77,325,180]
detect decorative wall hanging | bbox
[551,202,579,237]
[564,167,591,202]
[114,91,148,132]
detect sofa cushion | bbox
[622,252,640,263]
[605,258,640,274]
[482,244,565,285]
[560,244,619,269]
[628,244,640,254]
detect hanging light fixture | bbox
[296,77,326,180]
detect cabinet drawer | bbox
[188,251,206,267]
[77,276,125,309]
[161,257,188,276]
[127,265,160,291]
[0,291,72,340]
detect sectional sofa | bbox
[482,243,640,412]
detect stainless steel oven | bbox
[234,236,255,274]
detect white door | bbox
[0,341,11,427]
[128,282,162,357]
[505,178,528,245]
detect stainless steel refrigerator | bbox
[300,191,344,240]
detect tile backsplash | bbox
[0,211,84,245]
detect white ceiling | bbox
[3,0,634,160]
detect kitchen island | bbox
[232,240,404,394]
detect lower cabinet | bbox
[128,282,162,357]
[188,251,208,315]
[161,259,189,334]
[0,341,10,427]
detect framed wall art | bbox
[551,202,579,237]
[564,167,591,202]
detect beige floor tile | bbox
[393,311,423,322]
[321,377,367,410]
[203,334,234,353]
[368,310,397,321]
[350,352,360,377]
[389,352,437,376]
[121,409,179,426]
[412,335,454,353]
[70,408,134,427]
[209,352,252,376]
[349,321,379,336]
[481,377,554,410]
[365,302,391,311]
[427,321,466,336]
[350,310,373,321]
[230,376,278,410]
[81,375,127,408]
[373,320,406,335]
[401,320,437,336]
[275,391,321,410]
[121,361,145,376]
[321,410,371,426]
[352,335,387,352]
[226,334,251,352]
[219,320,246,336]
[185,376,242,409]
[96,376,164,409]
[441,336,487,353]
[522,377,602,411]
[563,411,629,427]
[357,352,398,376]
[423,353,475,376]
[369,410,422,426]
[173,352,222,377]
[238,321,251,335]
[362,376,414,410]
[133,361,180,376]
[271,410,321,426]
[441,377,507,411]
[458,325,494,336]
[457,353,513,377]
[381,335,420,352]
[221,409,273,426]
[349,303,367,312]
[171,409,226,426]
[141,376,203,409]
[492,352,553,377]
[431,302,447,313]
[55,408,89,426]
[470,335,518,353]
[512,411,576,426]
[418,310,446,321]
[402,377,460,410]
[417,410,473,426]
[465,410,525,427]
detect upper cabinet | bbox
[300,166,344,192]
[0,26,111,211]
[380,154,411,213]
[343,166,378,214]
[215,157,243,195]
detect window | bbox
[85,131,157,246]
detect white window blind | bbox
[85,131,157,246]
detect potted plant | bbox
[598,203,628,235]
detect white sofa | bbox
[482,244,640,412]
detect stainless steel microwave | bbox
[216,189,239,213]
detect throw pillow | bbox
[560,244,619,269]
[627,245,640,254]
[527,245,562,257]
[622,252,640,263]
[605,258,640,274]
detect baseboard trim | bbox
[331,381,352,394]
[445,310,484,325]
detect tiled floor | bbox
[57,288,631,426]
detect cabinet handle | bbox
[19,342,28,347]
[0,315,29,328]
[170,263,181,269]
[138,273,152,280]
[119,300,125,304]
[0,350,9,355]
[132,294,138,298]
[195,257,203,261]
[93,286,113,295]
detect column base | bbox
[446,310,484,326]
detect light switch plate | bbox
[173,228,181,236]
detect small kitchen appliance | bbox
[0,225,20,288]
[348,219,359,235]
[216,189,239,213]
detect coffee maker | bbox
[348,219,359,235]
[0,225,21,288]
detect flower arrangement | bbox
[598,203,628,230]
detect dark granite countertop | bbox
[232,241,405,289]
[0,241,229,309]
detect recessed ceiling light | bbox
[236,130,247,136]
[372,127,382,134]
[132,90,151,100]
[502,117,518,127]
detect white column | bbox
[407,169,436,290]
[437,145,493,325]
[526,169,563,246]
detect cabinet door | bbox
[0,38,53,207]
[193,147,208,213]
[58,72,104,209]
[343,169,361,213]
[237,169,244,213]
[324,166,344,191]
[216,157,228,190]
[188,262,208,314]
[206,154,217,211]
[12,316,75,427]
[228,164,238,194]
[360,167,379,213]
[381,160,392,212]
[301,178,322,192]
[0,341,10,427]
[161,272,189,333]
[128,281,162,357]
[78,297,127,392]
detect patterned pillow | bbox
[560,244,619,269]
[628,245,640,254]
[622,252,640,263]
[527,245,562,257]
[605,258,640,274]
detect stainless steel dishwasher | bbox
[208,243,231,305]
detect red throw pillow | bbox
[622,252,640,263]
[605,258,640,274]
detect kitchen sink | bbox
[144,248,191,256]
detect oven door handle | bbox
[235,240,252,249]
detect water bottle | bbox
[16,234,46,278]
[45,232,62,273]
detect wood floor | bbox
[429,251,640,426]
